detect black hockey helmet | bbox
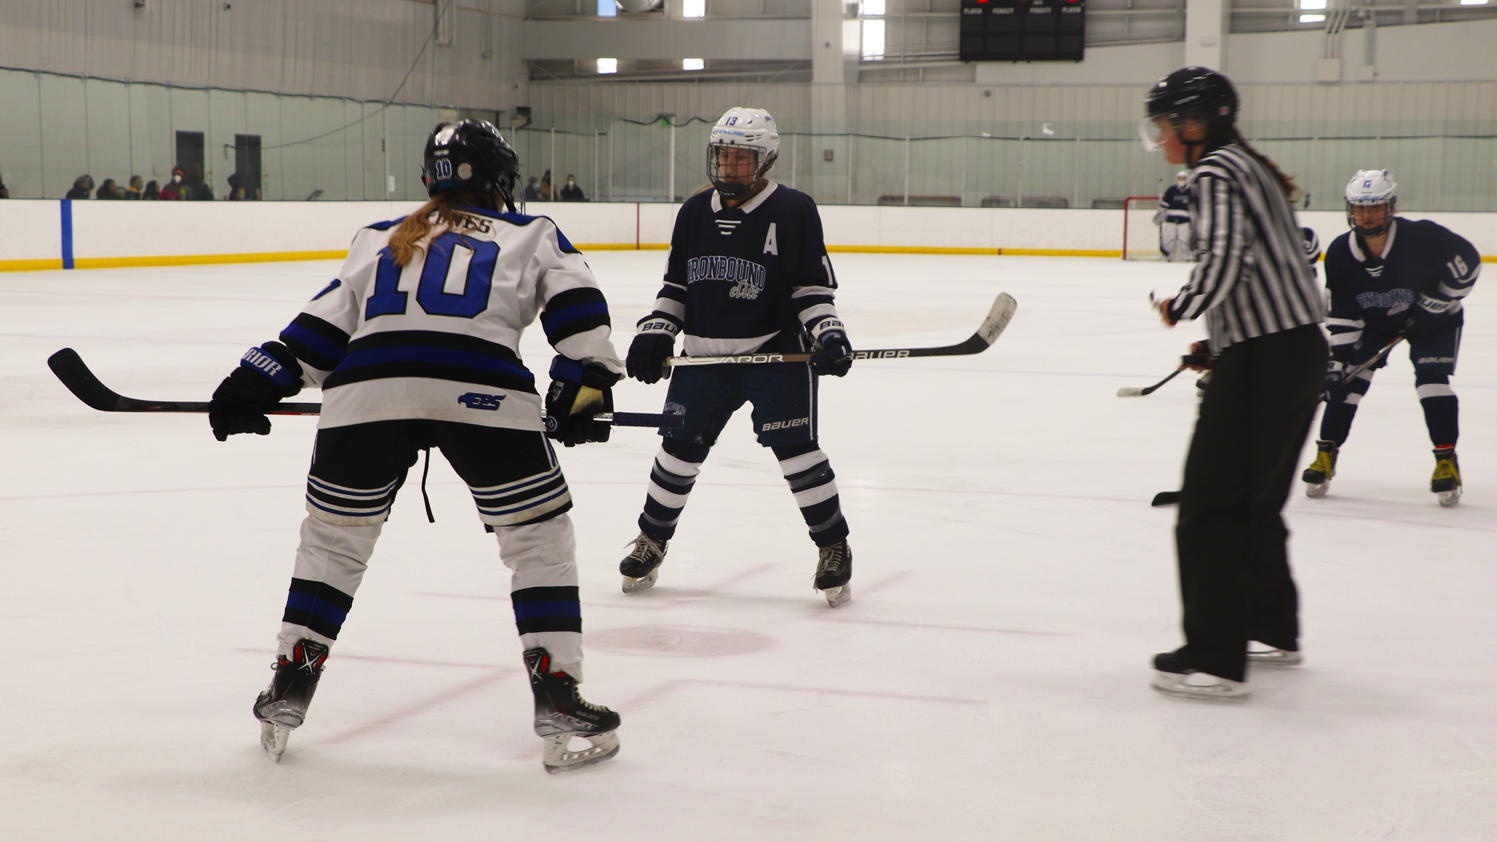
[422,119,520,211]
[1145,67,1238,127]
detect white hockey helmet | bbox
[707,107,779,198]
[1176,170,1189,184]
[1345,169,1397,237]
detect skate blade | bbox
[260,721,290,762]
[1438,487,1462,507]
[622,568,658,594]
[1246,649,1303,667]
[1305,481,1329,498]
[1150,673,1251,701]
[821,583,852,608]
[542,731,620,774]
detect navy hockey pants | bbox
[637,362,848,548]
[1319,324,1461,448]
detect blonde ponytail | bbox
[387,190,488,266]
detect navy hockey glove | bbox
[627,318,678,384]
[1323,361,1351,405]
[1402,296,1452,337]
[209,342,304,441]
[545,356,621,447]
[810,329,853,377]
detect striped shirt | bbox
[1167,144,1325,353]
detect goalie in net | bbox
[1123,171,1193,261]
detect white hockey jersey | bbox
[278,207,623,431]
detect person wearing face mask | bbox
[560,174,585,201]
[159,167,186,200]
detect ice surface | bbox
[1,251,1493,841]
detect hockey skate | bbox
[1247,642,1302,667]
[524,648,620,774]
[1150,649,1250,701]
[252,638,329,762]
[1431,446,1462,507]
[813,540,852,608]
[1301,439,1338,498]
[620,532,667,593]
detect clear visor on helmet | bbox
[1138,119,1167,153]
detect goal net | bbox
[1122,196,1164,261]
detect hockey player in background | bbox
[1301,169,1479,506]
[1142,67,1326,701]
[207,119,624,773]
[1155,170,1192,261]
[619,106,855,608]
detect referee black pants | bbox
[1176,324,1327,682]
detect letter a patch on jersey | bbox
[763,223,779,256]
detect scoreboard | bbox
[959,0,1085,63]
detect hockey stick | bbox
[663,292,1017,368]
[47,348,681,429]
[1117,353,1210,398]
[1117,368,1185,397]
[1344,336,1403,381]
[1150,491,1180,507]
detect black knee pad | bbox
[662,436,711,464]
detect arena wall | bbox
[3,200,1495,272]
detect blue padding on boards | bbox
[60,200,74,270]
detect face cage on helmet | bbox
[1346,198,1395,238]
[707,143,775,198]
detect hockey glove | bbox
[810,329,853,377]
[209,342,304,441]
[627,318,678,384]
[1402,296,1452,337]
[545,356,621,447]
[1323,361,1351,405]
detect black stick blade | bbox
[48,348,125,411]
[1151,491,1180,507]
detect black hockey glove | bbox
[1323,361,1351,405]
[627,318,678,384]
[810,329,853,377]
[209,342,304,441]
[545,356,621,447]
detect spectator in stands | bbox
[560,174,585,201]
[227,172,246,201]
[185,164,214,201]
[524,176,541,202]
[160,167,186,200]
[96,179,121,200]
[538,170,552,201]
[125,176,144,200]
[143,180,161,200]
[0,171,9,199]
[66,175,94,200]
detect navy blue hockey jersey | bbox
[642,182,842,356]
[1323,218,1480,359]
[1160,185,1190,223]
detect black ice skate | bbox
[1302,439,1338,498]
[1150,649,1250,701]
[524,648,620,774]
[813,540,852,608]
[1431,446,1462,507]
[620,532,668,593]
[252,638,329,762]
